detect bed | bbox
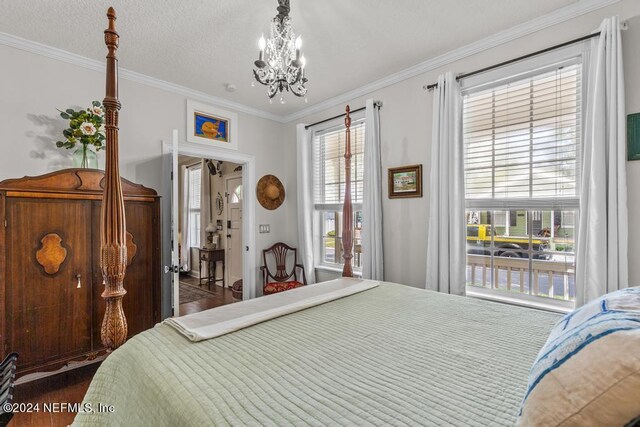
[73,279,559,426]
[79,8,562,427]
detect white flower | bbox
[90,106,104,117]
[98,124,106,135]
[80,122,97,136]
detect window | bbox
[493,211,507,226]
[560,211,575,228]
[313,118,365,270]
[187,164,202,248]
[230,184,243,203]
[463,59,582,307]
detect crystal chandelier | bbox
[252,0,307,104]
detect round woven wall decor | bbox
[256,174,285,210]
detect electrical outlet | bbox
[259,224,270,233]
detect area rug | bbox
[179,281,216,305]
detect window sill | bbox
[315,265,362,278]
[466,287,574,314]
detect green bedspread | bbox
[73,283,560,426]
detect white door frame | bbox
[162,139,257,317]
[224,172,243,287]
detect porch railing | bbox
[466,254,575,301]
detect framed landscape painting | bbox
[388,164,423,198]
[187,100,238,150]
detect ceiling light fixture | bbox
[252,0,308,104]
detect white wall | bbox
[283,0,640,287]
[0,45,298,314]
[2,0,640,304]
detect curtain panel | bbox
[362,99,384,280]
[297,124,316,284]
[180,164,190,271]
[426,72,466,295]
[200,159,212,251]
[576,16,628,306]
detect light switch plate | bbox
[259,224,270,233]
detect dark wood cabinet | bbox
[0,169,161,376]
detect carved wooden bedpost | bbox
[100,7,128,350]
[342,105,354,277]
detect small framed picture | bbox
[187,100,238,150]
[388,164,423,199]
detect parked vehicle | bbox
[467,224,550,259]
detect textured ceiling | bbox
[0,0,579,116]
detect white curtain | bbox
[362,99,384,280]
[426,71,466,295]
[576,16,628,306]
[297,124,316,284]
[200,159,212,249]
[180,164,190,271]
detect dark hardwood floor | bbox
[179,275,237,315]
[8,277,237,426]
[10,363,99,427]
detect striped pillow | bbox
[518,286,640,426]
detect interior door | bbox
[161,130,180,317]
[225,175,243,285]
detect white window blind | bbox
[463,63,581,209]
[313,119,365,209]
[187,165,201,248]
[189,166,202,210]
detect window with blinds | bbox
[312,118,366,269]
[464,63,581,204]
[462,60,582,308]
[313,119,365,208]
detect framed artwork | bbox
[186,100,238,150]
[215,192,224,215]
[388,164,423,199]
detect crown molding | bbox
[282,0,620,122]
[0,32,286,123]
[0,0,620,125]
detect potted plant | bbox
[56,101,106,168]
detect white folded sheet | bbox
[163,277,379,341]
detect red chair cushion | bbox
[263,281,304,295]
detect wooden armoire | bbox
[0,169,161,376]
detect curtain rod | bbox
[423,31,602,91]
[304,101,382,130]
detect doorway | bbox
[161,132,257,319]
[175,156,244,315]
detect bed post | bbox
[100,7,128,350]
[342,105,354,277]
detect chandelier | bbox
[252,0,307,104]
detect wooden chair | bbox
[0,352,18,427]
[261,243,307,295]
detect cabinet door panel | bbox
[6,198,92,368]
